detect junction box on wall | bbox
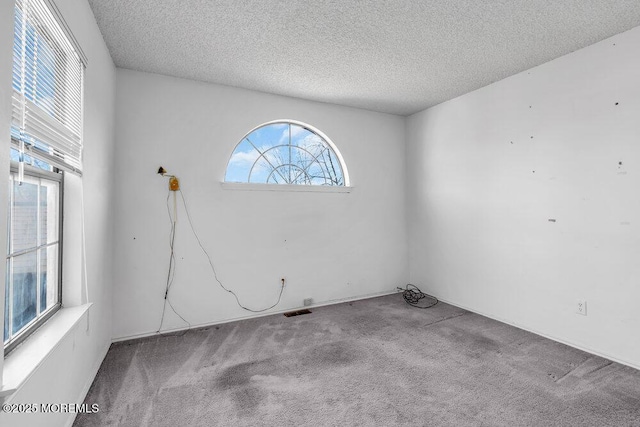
[169,176,180,191]
[158,166,180,191]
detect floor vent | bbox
[284,309,312,317]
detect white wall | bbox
[406,26,640,368]
[112,69,408,339]
[0,0,116,425]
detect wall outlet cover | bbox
[576,300,587,315]
[303,298,313,307]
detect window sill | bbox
[1,303,92,402]
[221,182,353,193]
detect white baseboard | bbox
[112,289,398,343]
[113,290,639,371]
[64,342,110,427]
[437,296,640,372]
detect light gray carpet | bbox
[75,294,640,426]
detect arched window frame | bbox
[224,120,351,188]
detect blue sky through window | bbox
[226,122,345,186]
[12,6,56,172]
[14,7,57,114]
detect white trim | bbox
[436,296,640,371]
[221,182,353,193]
[64,340,109,427]
[42,0,88,66]
[112,289,396,343]
[1,303,93,402]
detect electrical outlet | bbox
[303,298,313,307]
[576,300,587,315]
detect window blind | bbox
[12,0,85,175]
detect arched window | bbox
[225,120,349,186]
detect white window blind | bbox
[12,0,85,175]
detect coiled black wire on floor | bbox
[397,284,438,309]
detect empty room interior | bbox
[1,0,640,425]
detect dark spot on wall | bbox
[530,136,534,139]
[615,102,619,106]
[532,171,535,173]
[133,237,136,240]
[529,106,532,108]
[548,219,556,223]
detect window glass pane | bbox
[263,145,291,184]
[226,121,346,186]
[5,171,61,349]
[248,122,286,148]
[40,179,59,245]
[306,162,330,185]
[10,147,53,172]
[249,157,272,183]
[290,125,315,148]
[11,251,38,335]
[4,260,9,343]
[226,139,259,183]
[12,176,39,253]
[12,7,22,92]
[7,177,11,255]
[40,244,58,312]
[325,149,343,185]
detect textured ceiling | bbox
[87,0,640,116]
